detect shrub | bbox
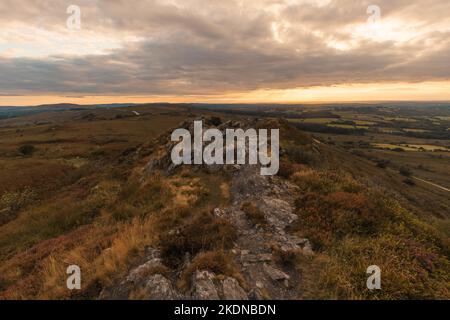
[271,244,303,268]
[18,145,35,156]
[110,204,140,221]
[241,202,266,226]
[291,170,362,195]
[277,160,295,178]
[0,188,37,225]
[399,166,412,177]
[293,191,393,250]
[159,211,237,268]
[376,159,390,168]
[207,117,222,126]
[286,145,317,165]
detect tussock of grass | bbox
[159,210,237,268]
[179,251,244,291]
[241,202,266,226]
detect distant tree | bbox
[403,178,415,186]
[399,166,412,177]
[208,116,222,126]
[376,159,390,168]
[18,144,35,156]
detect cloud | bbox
[0,0,449,97]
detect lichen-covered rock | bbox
[126,258,164,283]
[222,277,248,300]
[145,274,179,300]
[263,263,290,281]
[191,270,219,300]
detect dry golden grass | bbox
[37,215,160,299]
[289,169,450,299]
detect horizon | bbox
[3,98,450,108]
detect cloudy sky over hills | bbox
[1,0,450,105]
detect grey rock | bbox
[222,277,248,300]
[241,253,272,264]
[145,274,179,300]
[263,264,290,282]
[192,270,219,300]
[126,258,164,283]
[303,240,314,255]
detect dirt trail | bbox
[412,176,450,192]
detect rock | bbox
[126,248,164,283]
[263,264,290,282]
[255,281,264,289]
[241,253,272,264]
[192,270,220,300]
[222,277,248,300]
[126,258,164,283]
[145,274,179,300]
[144,247,161,260]
[213,208,223,217]
[303,240,314,255]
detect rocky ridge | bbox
[100,118,314,300]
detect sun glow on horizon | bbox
[2,81,450,106]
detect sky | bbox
[1,0,450,106]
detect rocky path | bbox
[218,165,312,300]
[100,164,313,300]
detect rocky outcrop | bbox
[191,270,248,300]
[191,270,220,300]
[101,118,314,300]
[146,274,179,300]
[222,277,248,300]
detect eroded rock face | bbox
[191,270,220,300]
[263,263,290,282]
[126,258,164,283]
[146,274,179,300]
[222,277,248,300]
[102,119,316,301]
[98,247,181,300]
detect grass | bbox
[373,143,449,152]
[288,168,450,299]
[158,210,237,268]
[179,250,245,291]
[0,105,448,300]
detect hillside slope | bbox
[0,113,448,299]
